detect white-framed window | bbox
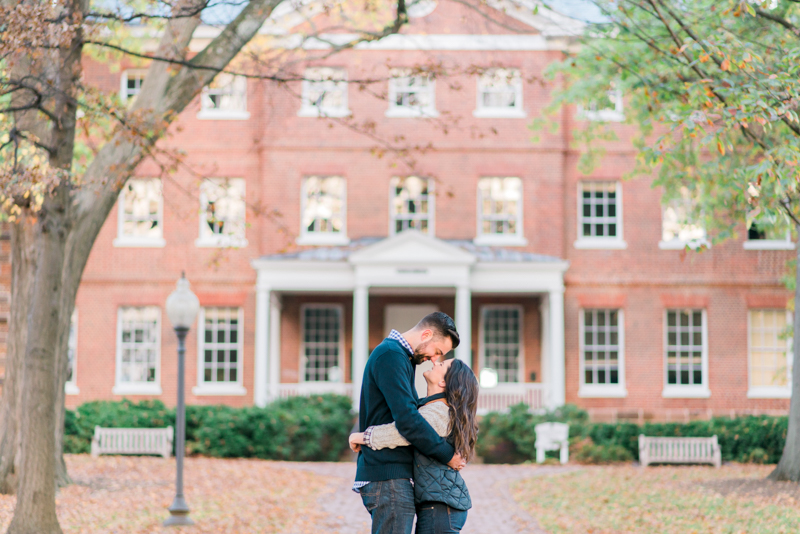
[575,181,626,249]
[65,309,79,395]
[659,186,707,250]
[198,73,250,120]
[390,176,434,235]
[386,69,438,118]
[298,67,350,117]
[579,309,626,397]
[480,306,523,384]
[301,305,344,382]
[113,306,162,395]
[578,87,624,122]
[120,70,146,106]
[114,178,165,248]
[475,177,526,246]
[298,176,348,245]
[748,309,792,398]
[663,309,710,398]
[196,178,247,248]
[745,215,795,250]
[474,68,525,118]
[193,307,246,396]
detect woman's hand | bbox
[349,432,365,452]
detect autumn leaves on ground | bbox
[0,456,799,533]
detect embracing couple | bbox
[349,312,479,534]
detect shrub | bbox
[571,437,634,464]
[64,394,355,462]
[477,404,789,465]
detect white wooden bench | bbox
[91,426,173,458]
[638,434,721,468]
[534,422,569,464]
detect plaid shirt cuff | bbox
[364,426,377,450]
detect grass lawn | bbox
[513,464,800,534]
[0,454,333,533]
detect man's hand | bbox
[447,452,466,471]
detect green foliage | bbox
[477,404,788,464]
[571,438,634,464]
[64,395,355,461]
[540,0,800,243]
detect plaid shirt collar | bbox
[388,329,414,358]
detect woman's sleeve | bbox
[366,403,450,451]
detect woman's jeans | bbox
[414,502,468,534]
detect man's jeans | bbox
[359,479,415,534]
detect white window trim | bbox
[578,309,627,398]
[574,181,627,250]
[113,179,166,248]
[659,238,710,250]
[661,309,711,399]
[298,68,351,118]
[300,303,345,383]
[744,236,795,250]
[298,177,349,246]
[197,76,250,120]
[386,73,439,118]
[473,70,526,119]
[474,177,527,247]
[195,178,248,249]
[65,309,79,395]
[747,309,792,399]
[113,307,163,396]
[479,305,525,384]
[193,307,247,396]
[120,69,147,105]
[389,177,435,237]
[577,88,625,122]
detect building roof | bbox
[260,236,565,263]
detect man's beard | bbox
[411,340,431,365]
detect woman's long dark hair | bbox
[444,359,480,463]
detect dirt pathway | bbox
[274,461,576,534]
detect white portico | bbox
[251,231,568,412]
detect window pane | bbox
[199,308,241,384]
[483,308,521,383]
[749,310,792,388]
[579,182,620,239]
[118,307,160,384]
[121,179,162,239]
[303,307,341,382]
[477,177,522,237]
[665,309,705,386]
[200,178,246,240]
[583,309,622,386]
[391,177,432,235]
[303,176,344,235]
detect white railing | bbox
[477,383,548,414]
[275,382,354,399]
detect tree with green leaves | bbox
[541,0,800,480]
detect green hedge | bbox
[65,394,355,462]
[476,404,788,464]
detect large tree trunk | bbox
[0,218,36,494]
[769,221,800,481]
[7,188,70,534]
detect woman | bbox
[350,358,479,534]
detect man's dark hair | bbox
[416,311,460,349]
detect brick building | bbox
[60,1,794,421]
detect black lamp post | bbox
[164,273,199,527]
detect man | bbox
[354,311,466,534]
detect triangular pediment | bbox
[349,232,476,265]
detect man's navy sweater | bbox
[355,338,455,482]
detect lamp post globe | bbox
[164,273,199,527]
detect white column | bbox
[253,287,270,408]
[455,285,472,367]
[268,294,282,402]
[351,285,369,410]
[548,289,566,407]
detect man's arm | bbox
[373,350,455,465]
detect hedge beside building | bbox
[64,394,355,462]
